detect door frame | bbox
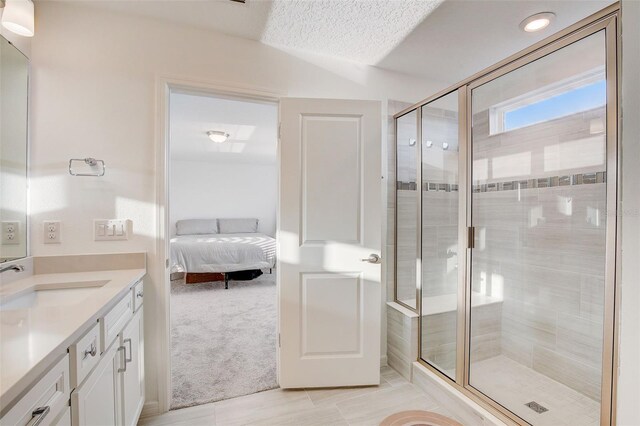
[154,75,283,414]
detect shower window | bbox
[490,69,606,134]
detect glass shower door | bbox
[420,91,460,380]
[468,30,609,425]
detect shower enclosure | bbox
[394,5,619,425]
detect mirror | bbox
[0,35,29,263]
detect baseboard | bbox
[380,355,388,367]
[140,400,160,419]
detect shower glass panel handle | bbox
[468,29,608,426]
[419,91,460,380]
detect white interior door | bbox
[278,98,382,388]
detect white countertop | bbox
[0,268,145,411]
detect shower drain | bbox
[525,401,549,414]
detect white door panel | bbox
[279,98,381,388]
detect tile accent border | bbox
[397,171,606,194]
[473,171,606,193]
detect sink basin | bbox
[0,280,110,311]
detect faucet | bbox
[0,264,25,274]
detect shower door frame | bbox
[394,3,621,425]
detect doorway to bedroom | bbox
[168,90,279,409]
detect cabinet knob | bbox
[83,343,97,359]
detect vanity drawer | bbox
[69,323,101,389]
[53,407,71,426]
[132,280,143,312]
[100,292,133,350]
[1,355,70,426]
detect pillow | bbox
[176,219,218,236]
[218,218,258,234]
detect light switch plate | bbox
[43,221,61,244]
[2,221,20,245]
[94,219,131,241]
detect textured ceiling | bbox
[74,0,615,83]
[76,0,443,65]
[170,92,277,164]
[261,0,443,65]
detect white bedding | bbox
[170,233,276,273]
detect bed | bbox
[170,218,275,289]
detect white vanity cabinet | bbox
[121,307,144,426]
[70,279,145,426]
[0,355,71,426]
[71,340,122,426]
[1,275,145,426]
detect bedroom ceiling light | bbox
[520,12,555,33]
[1,0,35,37]
[207,130,230,143]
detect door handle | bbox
[361,254,381,264]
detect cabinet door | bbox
[121,307,144,426]
[71,340,122,426]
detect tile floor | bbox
[470,355,600,426]
[138,366,463,426]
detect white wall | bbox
[617,1,640,424]
[170,161,277,237]
[28,2,445,413]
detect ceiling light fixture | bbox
[520,12,555,33]
[207,130,230,143]
[1,0,35,37]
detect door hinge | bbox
[468,226,475,250]
[166,258,169,268]
[278,333,281,348]
[278,122,281,140]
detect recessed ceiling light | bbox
[207,130,230,143]
[520,12,555,33]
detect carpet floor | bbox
[170,273,278,409]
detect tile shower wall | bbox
[471,106,607,401]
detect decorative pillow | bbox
[176,219,218,236]
[218,218,258,234]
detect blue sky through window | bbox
[504,79,606,131]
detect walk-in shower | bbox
[393,4,619,425]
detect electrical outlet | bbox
[2,222,20,245]
[44,221,61,244]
